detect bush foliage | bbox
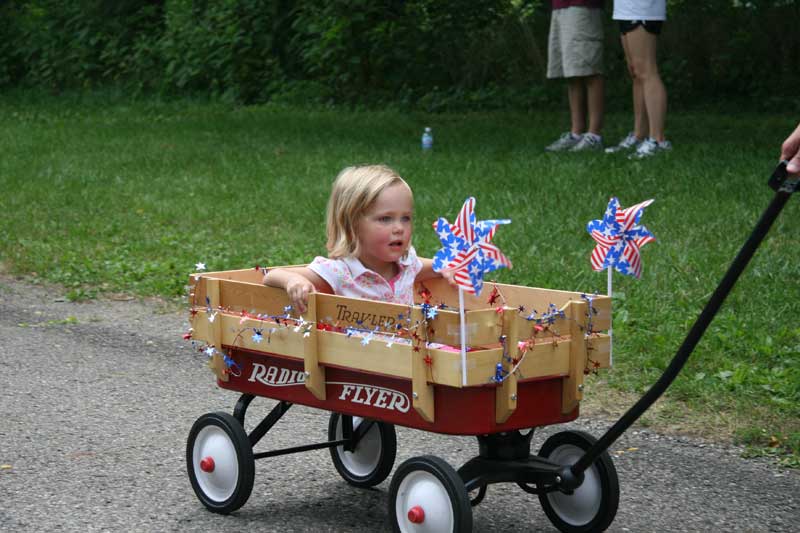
[0,0,798,109]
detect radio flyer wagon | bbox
[184,163,796,532]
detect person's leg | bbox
[625,26,667,142]
[544,9,583,151]
[620,32,647,140]
[586,74,604,135]
[567,77,587,135]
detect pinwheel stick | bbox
[608,267,613,364]
[458,287,468,386]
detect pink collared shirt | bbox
[308,247,422,305]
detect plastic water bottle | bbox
[421,127,433,151]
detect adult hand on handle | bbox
[781,122,800,175]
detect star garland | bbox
[185,265,606,383]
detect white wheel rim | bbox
[193,425,239,502]
[335,417,382,477]
[395,470,455,532]
[546,444,602,526]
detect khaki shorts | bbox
[547,7,604,79]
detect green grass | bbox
[1,95,798,461]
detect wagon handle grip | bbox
[570,161,796,477]
[769,160,798,192]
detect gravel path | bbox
[1,275,797,532]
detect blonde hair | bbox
[326,164,412,259]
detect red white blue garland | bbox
[185,266,604,385]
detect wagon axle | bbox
[199,457,215,473]
[407,506,425,523]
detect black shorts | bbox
[618,20,663,36]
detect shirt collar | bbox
[343,246,416,280]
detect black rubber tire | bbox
[537,430,619,533]
[186,411,255,514]
[389,455,473,533]
[328,412,396,487]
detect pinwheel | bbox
[433,197,512,385]
[432,197,512,296]
[587,196,656,361]
[587,197,655,279]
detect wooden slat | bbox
[496,306,520,424]
[516,339,571,380]
[188,274,208,314]
[205,278,228,382]
[417,277,611,331]
[316,293,412,331]
[587,334,611,369]
[440,347,504,387]
[562,301,588,414]
[317,332,411,377]
[219,279,294,318]
[191,311,305,358]
[410,307,434,422]
[302,293,326,400]
[511,311,573,343]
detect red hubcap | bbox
[407,506,425,523]
[200,457,215,473]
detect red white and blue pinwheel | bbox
[432,197,512,295]
[587,197,655,279]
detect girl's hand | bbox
[263,267,331,315]
[285,275,315,315]
[440,267,458,287]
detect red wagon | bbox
[186,163,797,532]
[185,268,617,532]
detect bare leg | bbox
[625,26,667,142]
[586,74,604,136]
[567,78,587,135]
[621,33,647,140]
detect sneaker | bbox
[605,132,641,153]
[570,133,603,152]
[629,138,672,159]
[545,132,582,152]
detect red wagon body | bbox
[185,266,617,532]
[219,349,578,435]
[188,266,611,435]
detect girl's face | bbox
[356,183,413,277]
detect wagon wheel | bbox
[328,413,396,487]
[186,412,255,514]
[537,430,619,533]
[389,455,472,533]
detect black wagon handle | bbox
[570,161,798,478]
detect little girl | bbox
[263,164,447,313]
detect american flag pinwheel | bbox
[587,197,655,279]
[432,197,512,295]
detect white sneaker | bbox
[629,138,672,159]
[605,132,641,153]
[545,132,581,152]
[570,133,603,152]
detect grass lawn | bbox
[1,95,797,464]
